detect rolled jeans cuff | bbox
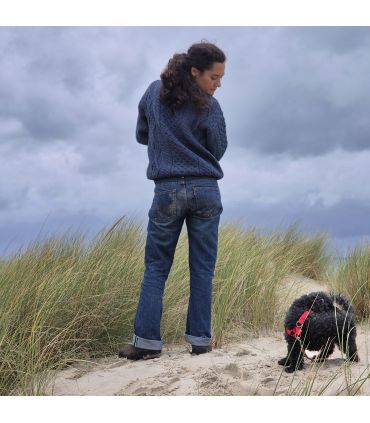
[132,334,163,351]
[184,333,211,347]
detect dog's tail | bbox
[330,292,355,314]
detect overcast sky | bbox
[1,26,370,257]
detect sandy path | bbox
[46,275,370,396]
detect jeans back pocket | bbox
[149,188,177,222]
[193,186,223,219]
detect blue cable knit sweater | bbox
[136,80,228,180]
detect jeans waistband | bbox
[154,175,217,184]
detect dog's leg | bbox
[278,339,294,366]
[285,340,304,373]
[313,339,335,362]
[278,356,290,366]
[346,331,359,362]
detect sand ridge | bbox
[46,275,370,396]
[46,326,369,396]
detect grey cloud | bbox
[0,196,11,211]
[242,90,370,157]
[21,95,80,141]
[1,27,370,257]
[222,197,370,242]
[223,27,370,157]
[0,27,155,146]
[0,187,29,212]
[290,27,370,54]
[298,198,370,239]
[3,197,369,259]
[0,210,110,258]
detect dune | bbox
[46,275,370,396]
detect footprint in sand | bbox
[106,360,129,370]
[235,349,257,357]
[261,377,276,384]
[223,363,241,377]
[195,368,234,395]
[118,375,181,396]
[65,370,86,380]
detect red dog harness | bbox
[285,310,311,338]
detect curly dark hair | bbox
[160,41,226,112]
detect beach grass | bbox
[0,215,354,395]
[327,244,370,319]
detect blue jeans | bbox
[132,176,223,350]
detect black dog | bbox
[278,291,359,373]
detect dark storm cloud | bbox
[0,211,110,258]
[2,26,370,157]
[224,27,370,157]
[243,89,370,157]
[291,27,370,54]
[222,197,370,254]
[0,27,152,147]
[303,198,370,239]
[1,26,370,257]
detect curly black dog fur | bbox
[278,291,359,373]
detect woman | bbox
[119,41,228,360]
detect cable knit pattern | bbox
[136,80,228,180]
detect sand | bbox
[46,275,370,396]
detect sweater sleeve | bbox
[205,98,228,160]
[135,89,149,145]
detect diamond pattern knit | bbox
[136,80,228,180]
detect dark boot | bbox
[118,344,161,360]
[191,345,212,355]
